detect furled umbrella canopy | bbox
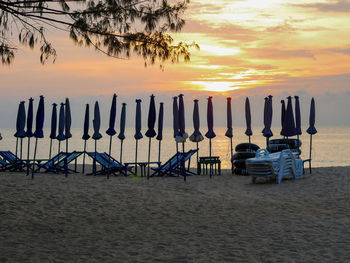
[189,99,204,142]
[281,96,297,137]
[65,98,72,139]
[295,96,302,136]
[145,94,157,138]
[50,103,57,140]
[134,99,143,140]
[92,101,102,140]
[307,98,317,135]
[177,94,188,142]
[56,103,66,141]
[263,95,273,138]
[14,101,26,138]
[261,97,268,134]
[106,93,117,136]
[82,104,90,141]
[33,95,45,138]
[205,96,216,139]
[26,98,34,138]
[245,97,253,136]
[156,102,164,141]
[172,96,180,139]
[280,100,286,136]
[225,97,233,138]
[118,103,127,141]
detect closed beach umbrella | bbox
[82,104,90,174]
[26,98,34,175]
[32,95,45,179]
[263,95,274,147]
[106,94,117,175]
[92,101,102,175]
[49,103,57,159]
[295,96,302,137]
[56,102,66,153]
[134,99,142,175]
[172,96,180,177]
[118,103,127,163]
[145,95,156,178]
[225,97,234,173]
[156,102,164,163]
[245,97,252,145]
[178,94,188,181]
[14,101,26,159]
[306,98,317,173]
[280,100,286,136]
[205,96,216,178]
[281,96,296,138]
[65,98,72,153]
[261,97,268,134]
[190,99,204,173]
[178,94,188,146]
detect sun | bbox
[189,81,241,92]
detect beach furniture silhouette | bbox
[36,151,82,174]
[150,149,197,177]
[246,149,302,184]
[86,152,132,176]
[0,151,26,171]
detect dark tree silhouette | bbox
[0,0,198,65]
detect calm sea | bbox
[0,126,348,169]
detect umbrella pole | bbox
[147,137,151,179]
[82,140,87,174]
[65,139,68,177]
[182,141,185,181]
[31,138,38,179]
[248,136,251,151]
[26,137,31,176]
[120,140,123,163]
[209,138,212,178]
[93,140,97,175]
[20,138,23,171]
[15,138,18,157]
[158,140,161,164]
[135,140,138,176]
[230,138,233,174]
[309,134,312,174]
[49,138,52,160]
[176,142,179,177]
[107,136,112,180]
[196,142,199,175]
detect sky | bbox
[0,0,350,128]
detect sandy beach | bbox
[0,166,349,262]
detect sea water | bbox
[0,126,349,169]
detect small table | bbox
[124,161,161,177]
[198,156,221,175]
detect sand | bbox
[0,166,349,262]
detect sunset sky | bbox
[0,0,350,127]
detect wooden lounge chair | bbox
[246,149,303,184]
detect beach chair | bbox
[246,149,303,184]
[151,149,197,177]
[0,156,10,171]
[35,151,82,174]
[0,151,26,171]
[86,152,132,176]
[35,152,67,172]
[55,151,83,174]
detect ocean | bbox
[1,126,349,169]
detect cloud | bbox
[246,48,315,59]
[294,0,350,12]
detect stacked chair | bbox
[232,143,260,175]
[267,139,301,155]
[246,149,303,184]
